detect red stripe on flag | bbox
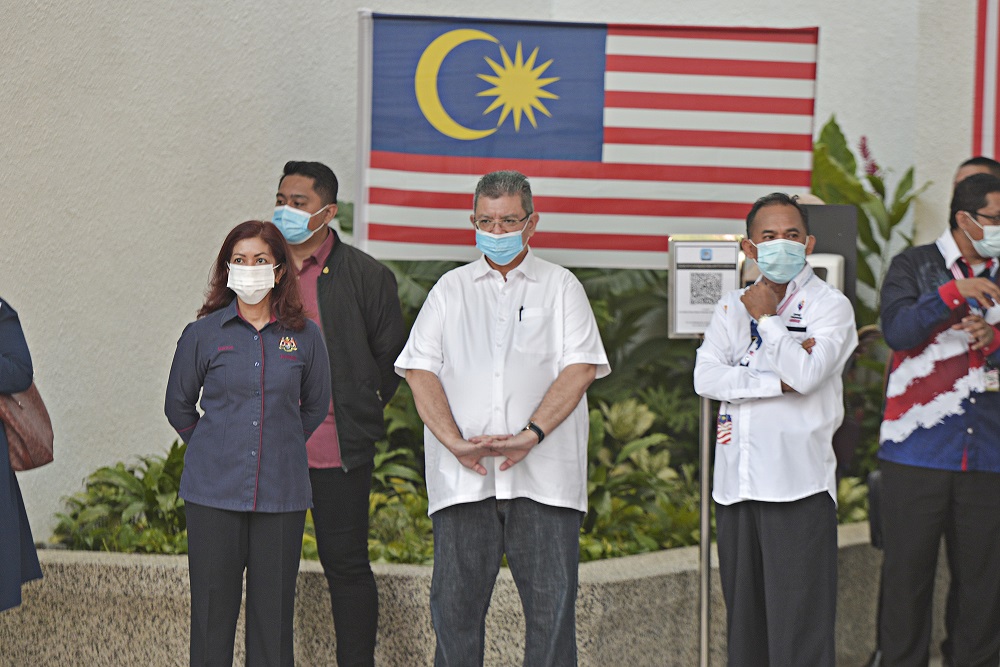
[367,223,669,252]
[370,151,812,185]
[975,0,989,154]
[369,188,753,218]
[606,54,816,79]
[607,25,818,44]
[604,90,815,115]
[602,127,813,152]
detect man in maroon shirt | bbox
[273,161,406,666]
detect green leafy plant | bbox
[367,479,434,565]
[836,476,869,524]
[812,115,931,326]
[581,400,701,561]
[52,440,188,554]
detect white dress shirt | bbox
[694,265,858,505]
[395,250,610,515]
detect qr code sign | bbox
[690,272,722,305]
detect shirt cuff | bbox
[983,325,1000,357]
[938,280,965,311]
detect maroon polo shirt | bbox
[296,228,341,468]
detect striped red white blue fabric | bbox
[355,14,819,269]
[974,0,1000,158]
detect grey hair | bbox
[473,170,533,214]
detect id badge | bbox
[986,368,1000,392]
[716,414,733,444]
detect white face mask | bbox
[227,263,279,305]
[966,214,1000,258]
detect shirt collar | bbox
[472,247,538,281]
[936,228,964,270]
[298,226,335,274]
[219,298,276,327]
[220,299,243,324]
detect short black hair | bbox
[745,192,809,235]
[959,156,1000,178]
[950,172,1000,229]
[280,161,339,206]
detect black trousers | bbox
[186,502,306,667]
[715,492,837,667]
[310,464,378,667]
[878,460,1000,667]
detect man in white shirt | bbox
[395,170,610,667]
[694,193,857,667]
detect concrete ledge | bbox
[0,523,927,666]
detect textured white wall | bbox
[0,0,979,535]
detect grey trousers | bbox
[429,497,583,667]
[715,492,838,667]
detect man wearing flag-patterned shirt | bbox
[877,173,1000,666]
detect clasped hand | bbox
[741,283,779,321]
[953,313,996,351]
[446,429,540,475]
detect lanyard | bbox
[739,276,814,367]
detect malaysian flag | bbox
[974,0,1000,158]
[355,13,818,269]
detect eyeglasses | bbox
[971,210,1000,225]
[474,212,530,233]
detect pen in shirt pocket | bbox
[519,306,523,321]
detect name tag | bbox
[987,368,1000,392]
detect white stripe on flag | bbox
[368,204,759,235]
[368,169,806,202]
[603,107,813,134]
[601,144,811,170]
[364,241,692,270]
[605,71,815,98]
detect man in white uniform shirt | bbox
[395,170,610,667]
[694,193,857,667]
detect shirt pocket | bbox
[513,307,558,357]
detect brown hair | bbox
[198,220,307,331]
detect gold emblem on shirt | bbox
[278,337,298,353]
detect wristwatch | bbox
[522,421,545,443]
[757,313,777,324]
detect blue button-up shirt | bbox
[165,300,331,512]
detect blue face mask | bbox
[751,239,807,284]
[272,204,329,245]
[476,228,525,266]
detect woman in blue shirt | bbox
[165,220,331,666]
[0,298,42,613]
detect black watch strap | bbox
[522,421,545,443]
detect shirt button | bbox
[254,335,259,341]
[971,397,977,404]
[255,361,260,367]
[251,450,256,457]
[495,372,501,378]
[253,420,259,427]
[954,299,960,305]
[968,427,974,434]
